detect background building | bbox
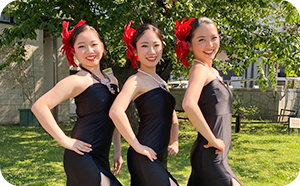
[0,13,70,125]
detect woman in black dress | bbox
[31,20,123,186]
[109,21,179,186]
[175,17,242,186]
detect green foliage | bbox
[287,79,299,89]
[232,96,259,117]
[0,41,26,70]
[0,0,299,87]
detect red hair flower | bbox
[123,20,139,69]
[174,18,194,67]
[61,19,86,68]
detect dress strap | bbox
[80,65,118,94]
[80,65,111,82]
[137,69,169,92]
[194,60,206,66]
[194,59,225,84]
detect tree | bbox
[1,0,299,87]
[0,0,299,125]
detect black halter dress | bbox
[63,83,122,186]
[187,79,242,186]
[127,88,179,186]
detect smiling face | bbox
[134,29,163,68]
[189,23,220,63]
[73,29,104,67]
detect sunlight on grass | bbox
[1,118,300,186]
[229,124,300,186]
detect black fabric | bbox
[128,88,179,186]
[63,83,122,186]
[187,79,242,186]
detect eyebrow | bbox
[76,42,85,45]
[140,41,161,44]
[197,34,218,39]
[76,40,98,45]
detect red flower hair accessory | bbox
[61,19,86,68]
[123,20,139,69]
[174,18,194,67]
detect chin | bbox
[205,55,216,61]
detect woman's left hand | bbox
[168,142,179,156]
[113,153,123,175]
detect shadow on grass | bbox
[0,124,69,186]
[230,123,300,186]
[1,119,299,186]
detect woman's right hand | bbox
[135,144,157,162]
[203,138,225,154]
[60,137,92,155]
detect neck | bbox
[139,66,156,76]
[194,59,213,68]
[81,64,100,73]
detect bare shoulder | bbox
[55,74,80,87]
[40,74,82,101]
[57,72,91,97]
[133,73,150,89]
[62,72,87,86]
[189,63,208,79]
[123,74,139,88]
[211,67,220,75]
[113,74,140,101]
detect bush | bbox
[232,96,259,118]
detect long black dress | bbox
[187,79,242,186]
[127,88,179,186]
[63,83,122,186]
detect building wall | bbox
[279,88,300,116]
[0,22,70,125]
[231,87,280,120]
[56,39,70,122]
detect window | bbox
[0,13,11,23]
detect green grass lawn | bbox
[0,118,300,186]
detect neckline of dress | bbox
[80,65,117,94]
[137,69,169,92]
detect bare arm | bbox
[112,128,123,175]
[168,110,179,156]
[109,75,157,161]
[182,65,225,154]
[111,73,123,174]
[31,75,92,155]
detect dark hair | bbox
[186,17,217,43]
[71,24,104,48]
[132,24,163,48]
